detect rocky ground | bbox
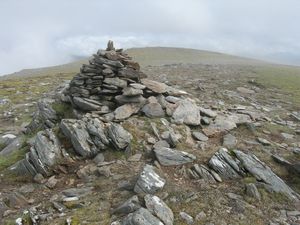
[0,43,300,225]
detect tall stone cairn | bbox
[67,40,147,114]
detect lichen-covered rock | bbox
[134,165,165,194]
[144,195,174,225]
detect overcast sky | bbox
[0,0,300,75]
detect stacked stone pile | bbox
[67,41,188,121]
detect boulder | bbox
[172,99,201,126]
[199,107,217,118]
[154,146,196,166]
[134,165,165,194]
[144,195,174,225]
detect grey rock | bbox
[245,183,261,200]
[108,123,132,150]
[0,136,23,156]
[192,164,216,182]
[208,148,240,179]
[142,103,165,118]
[145,194,174,225]
[86,118,110,149]
[154,146,196,166]
[223,134,237,148]
[281,133,294,139]
[172,99,201,126]
[129,83,146,90]
[115,95,146,105]
[114,103,141,120]
[112,195,141,215]
[25,98,58,133]
[153,140,170,149]
[141,79,168,94]
[257,137,271,146]
[93,153,105,164]
[46,176,58,189]
[165,96,181,104]
[179,211,194,224]
[237,87,255,94]
[62,187,93,198]
[234,150,299,201]
[134,165,166,194]
[61,119,96,157]
[73,97,102,111]
[121,207,164,225]
[104,77,127,88]
[205,115,237,135]
[199,107,217,118]
[0,134,17,149]
[123,87,143,96]
[192,131,208,142]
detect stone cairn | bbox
[67,40,185,121]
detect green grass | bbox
[52,102,75,119]
[0,146,29,171]
[255,65,300,106]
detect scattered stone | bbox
[112,195,141,215]
[257,137,271,146]
[154,146,196,166]
[179,211,194,224]
[134,165,166,194]
[128,153,142,162]
[192,131,208,142]
[46,176,58,189]
[281,133,294,139]
[93,153,105,164]
[237,87,255,94]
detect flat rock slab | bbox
[114,103,141,120]
[154,146,196,166]
[172,99,201,126]
[192,131,208,142]
[141,79,168,94]
[73,97,102,111]
[234,150,299,201]
[134,165,165,194]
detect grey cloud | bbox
[0,0,300,75]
